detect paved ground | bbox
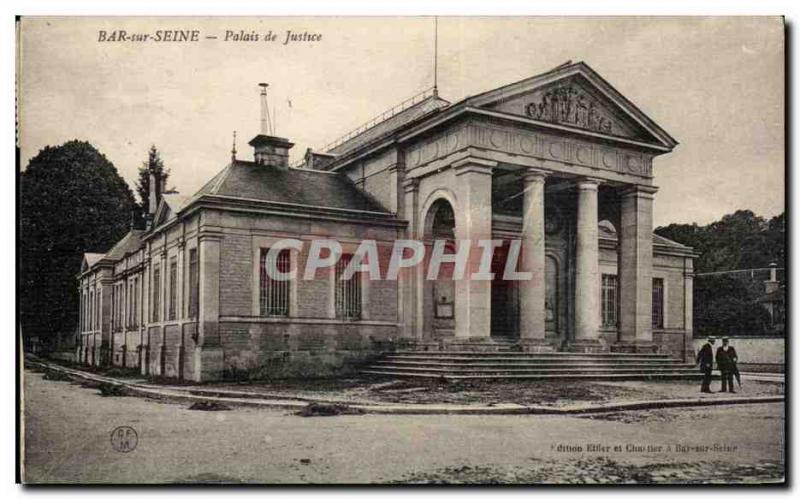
[22,369,785,484]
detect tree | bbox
[135,145,170,215]
[20,141,137,349]
[655,209,785,336]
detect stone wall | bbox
[653,329,693,361]
[218,321,396,378]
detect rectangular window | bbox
[652,277,664,329]
[259,248,290,316]
[152,265,161,322]
[188,249,198,319]
[601,274,618,328]
[111,286,116,332]
[128,281,134,328]
[80,293,84,332]
[89,290,94,331]
[133,278,139,327]
[335,254,361,319]
[168,257,178,321]
[118,283,124,330]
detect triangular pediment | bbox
[81,252,105,273]
[468,62,677,149]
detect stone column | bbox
[617,185,658,350]
[453,158,495,340]
[519,169,549,344]
[572,178,602,350]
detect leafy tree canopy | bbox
[656,209,784,273]
[656,209,785,336]
[20,140,137,346]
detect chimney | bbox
[303,147,336,170]
[249,135,294,167]
[148,170,158,215]
[248,82,294,167]
[764,262,780,294]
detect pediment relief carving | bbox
[483,77,653,142]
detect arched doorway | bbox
[423,198,456,339]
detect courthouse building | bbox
[77,62,697,381]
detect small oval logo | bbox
[110,426,138,453]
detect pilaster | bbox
[617,185,658,348]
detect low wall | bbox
[692,336,784,372]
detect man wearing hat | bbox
[715,337,739,393]
[696,336,715,393]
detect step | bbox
[389,351,671,358]
[369,363,695,372]
[361,370,705,381]
[373,360,694,368]
[381,355,677,363]
[368,365,695,374]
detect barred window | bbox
[187,249,198,319]
[152,265,161,322]
[652,277,664,329]
[168,257,178,321]
[260,248,290,316]
[336,254,361,319]
[601,274,618,328]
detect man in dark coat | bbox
[716,337,739,393]
[696,336,715,393]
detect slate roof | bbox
[103,230,145,260]
[83,253,105,268]
[599,223,693,252]
[162,193,192,214]
[326,94,451,158]
[195,160,390,213]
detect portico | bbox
[329,61,689,354]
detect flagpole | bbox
[434,16,439,96]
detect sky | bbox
[18,16,784,226]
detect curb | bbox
[27,359,785,416]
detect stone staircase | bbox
[362,351,703,381]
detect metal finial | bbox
[231,130,237,161]
[258,83,272,135]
